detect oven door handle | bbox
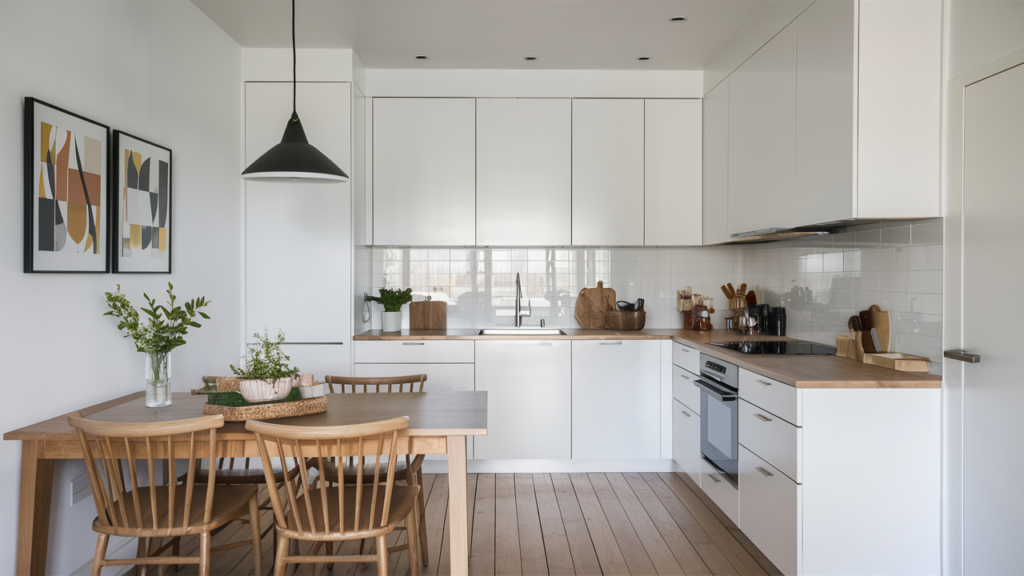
[693,378,737,401]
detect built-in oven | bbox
[694,353,740,486]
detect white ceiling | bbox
[190,0,769,70]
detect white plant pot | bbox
[381,311,403,332]
[239,378,294,403]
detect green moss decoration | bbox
[206,387,300,407]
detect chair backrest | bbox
[67,412,225,534]
[325,374,427,394]
[246,417,409,536]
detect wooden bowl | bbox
[604,310,646,330]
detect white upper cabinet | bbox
[245,82,351,344]
[477,99,571,246]
[703,79,730,245]
[644,99,702,246]
[372,98,476,246]
[795,0,855,227]
[572,99,645,246]
[728,25,797,236]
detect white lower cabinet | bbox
[672,399,701,487]
[571,340,661,459]
[739,446,800,576]
[699,458,739,526]
[475,341,572,460]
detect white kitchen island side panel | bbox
[801,388,940,575]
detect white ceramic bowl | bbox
[239,378,294,403]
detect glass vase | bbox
[145,351,172,407]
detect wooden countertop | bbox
[354,329,942,390]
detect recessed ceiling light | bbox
[637,56,651,61]
[415,55,428,60]
[670,16,687,22]
[524,56,538,61]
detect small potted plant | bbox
[230,330,301,403]
[366,286,413,332]
[105,283,211,407]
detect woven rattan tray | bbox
[202,396,327,421]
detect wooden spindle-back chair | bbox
[323,374,430,565]
[246,417,422,576]
[67,412,261,576]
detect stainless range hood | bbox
[727,227,837,244]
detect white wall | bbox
[0,1,242,573]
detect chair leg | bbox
[307,541,324,575]
[274,535,290,576]
[325,541,334,573]
[416,469,428,566]
[198,532,211,576]
[91,534,109,576]
[136,537,149,576]
[249,496,264,576]
[407,514,421,576]
[172,537,181,572]
[375,535,388,576]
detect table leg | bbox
[446,435,469,576]
[17,440,54,576]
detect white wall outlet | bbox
[71,473,91,506]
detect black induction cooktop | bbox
[709,340,837,356]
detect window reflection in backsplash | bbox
[357,218,943,373]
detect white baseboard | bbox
[421,459,684,474]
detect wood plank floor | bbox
[153,473,781,576]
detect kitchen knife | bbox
[870,328,882,352]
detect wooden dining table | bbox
[4,390,487,576]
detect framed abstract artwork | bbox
[24,98,110,273]
[112,132,172,273]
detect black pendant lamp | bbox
[241,0,348,182]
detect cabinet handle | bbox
[678,347,690,353]
[678,373,690,380]
[754,413,772,423]
[402,343,425,346]
[680,410,691,417]
[755,466,774,478]
[757,379,773,386]
[601,341,623,345]
[708,473,722,484]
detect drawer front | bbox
[699,458,739,526]
[739,446,799,576]
[739,368,800,425]
[672,342,700,374]
[672,365,700,413]
[354,340,474,364]
[739,400,801,482]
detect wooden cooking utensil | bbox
[868,304,891,353]
[739,283,747,297]
[726,283,736,299]
[747,290,757,306]
[859,308,877,353]
[721,285,732,299]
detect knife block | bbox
[837,332,864,361]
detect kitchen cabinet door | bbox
[245,82,351,344]
[475,341,572,460]
[729,26,797,236]
[795,0,855,227]
[645,99,702,246]
[477,99,571,245]
[703,79,730,245]
[572,99,645,246]
[571,340,661,459]
[673,399,701,487]
[373,98,476,245]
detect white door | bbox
[644,99,702,246]
[571,99,645,246]
[372,98,476,246]
[571,340,661,459]
[474,341,572,460]
[703,79,730,245]
[244,82,351,348]
[961,61,1024,575]
[476,98,571,245]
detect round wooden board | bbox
[203,396,327,421]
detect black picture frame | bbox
[24,97,111,273]
[111,131,173,274]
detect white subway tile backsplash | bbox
[881,226,911,246]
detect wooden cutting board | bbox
[859,308,877,353]
[574,281,617,329]
[409,301,447,330]
[869,305,891,353]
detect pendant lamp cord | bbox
[291,0,297,118]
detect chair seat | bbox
[317,454,425,485]
[281,484,420,539]
[92,484,258,537]
[184,464,299,485]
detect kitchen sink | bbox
[478,329,566,336]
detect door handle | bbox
[678,373,690,380]
[944,349,981,363]
[755,466,774,478]
[708,473,722,484]
[754,413,772,423]
[757,379,773,386]
[601,341,623,345]
[680,410,691,418]
[402,343,425,346]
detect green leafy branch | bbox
[230,330,301,381]
[104,283,211,354]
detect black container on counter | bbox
[768,307,787,336]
